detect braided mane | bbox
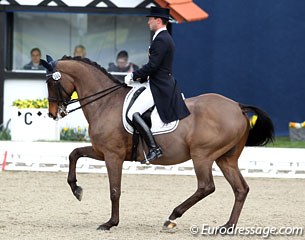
[60,55,125,86]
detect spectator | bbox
[73,44,86,58]
[108,50,139,74]
[23,48,45,70]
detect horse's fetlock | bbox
[110,188,121,200]
[111,219,119,226]
[171,208,183,219]
[67,178,77,184]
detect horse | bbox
[41,55,274,231]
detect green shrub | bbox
[0,120,11,140]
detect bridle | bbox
[46,70,125,117]
[46,72,71,103]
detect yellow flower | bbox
[12,98,49,109]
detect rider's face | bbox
[148,17,158,32]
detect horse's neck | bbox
[72,65,127,124]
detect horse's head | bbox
[41,55,75,120]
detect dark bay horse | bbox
[42,56,274,231]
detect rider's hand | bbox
[124,72,134,86]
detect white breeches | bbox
[127,86,154,121]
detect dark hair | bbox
[116,50,128,60]
[30,48,41,55]
[161,18,169,25]
[154,17,168,25]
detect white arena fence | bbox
[1,141,305,178]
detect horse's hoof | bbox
[96,224,110,231]
[162,219,177,231]
[96,220,118,231]
[73,186,83,201]
[97,224,112,231]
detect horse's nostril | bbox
[48,113,53,118]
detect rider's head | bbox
[147,7,170,32]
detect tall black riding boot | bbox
[132,112,163,164]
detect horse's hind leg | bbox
[164,155,215,230]
[215,143,249,229]
[67,146,103,201]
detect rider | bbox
[125,7,190,164]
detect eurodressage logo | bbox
[189,224,304,238]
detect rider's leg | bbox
[132,112,162,163]
[127,87,154,120]
[127,87,162,163]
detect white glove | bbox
[124,72,134,86]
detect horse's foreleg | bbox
[164,158,215,230]
[97,156,123,231]
[67,146,103,201]
[216,156,249,229]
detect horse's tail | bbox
[239,104,275,146]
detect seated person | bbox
[73,44,86,58]
[108,50,139,80]
[23,48,45,70]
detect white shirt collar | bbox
[152,26,167,40]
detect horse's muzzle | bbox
[48,112,58,120]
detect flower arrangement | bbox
[289,121,305,141]
[289,122,305,129]
[60,126,89,142]
[12,98,48,109]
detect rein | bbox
[67,84,123,113]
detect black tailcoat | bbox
[133,30,190,123]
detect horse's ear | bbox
[41,59,53,72]
[46,55,54,63]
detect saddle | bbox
[122,82,179,162]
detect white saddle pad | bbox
[122,82,179,135]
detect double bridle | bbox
[46,71,125,116]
